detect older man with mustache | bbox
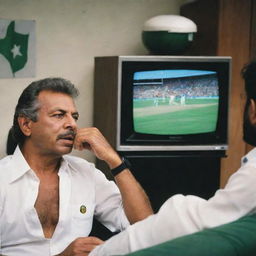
[0,78,153,256]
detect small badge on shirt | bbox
[80,205,87,214]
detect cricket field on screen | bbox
[133,97,218,135]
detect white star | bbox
[11,44,22,59]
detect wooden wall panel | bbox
[249,0,256,60]
[218,0,252,187]
[181,0,253,188]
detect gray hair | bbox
[12,77,79,145]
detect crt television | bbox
[94,56,231,152]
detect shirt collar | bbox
[61,155,79,174]
[241,147,256,166]
[8,147,75,183]
[8,146,32,183]
[58,156,70,174]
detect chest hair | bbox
[34,172,59,238]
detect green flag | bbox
[0,21,29,75]
[0,19,35,78]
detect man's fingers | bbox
[58,237,104,256]
[74,128,99,150]
[82,236,104,245]
[80,236,104,252]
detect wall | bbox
[0,0,185,162]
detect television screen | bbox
[116,56,231,152]
[133,69,219,136]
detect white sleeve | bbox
[89,164,256,255]
[93,167,129,232]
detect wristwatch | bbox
[111,157,131,176]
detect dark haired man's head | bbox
[242,61,256,146]
[12,77,79,146]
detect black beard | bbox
[243,105,256,146]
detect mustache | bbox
[57,130,76,140]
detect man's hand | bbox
[74,127,121,169]
[57,237,103,256]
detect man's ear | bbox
[17,116,32,136]
[249,99,256,125]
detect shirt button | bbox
[243,157,248,164]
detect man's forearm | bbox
[114,169,153,224]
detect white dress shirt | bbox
[90,148,256,256]
[0,147,129,256]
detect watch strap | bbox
[111,157,131,176]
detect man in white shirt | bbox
[0,78,153,256]
[89,61,256,256]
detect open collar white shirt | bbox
[90,148,256,256]
[0,147,129,256]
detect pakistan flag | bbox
[0,20,35,78]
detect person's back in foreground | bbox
[89,60,256,255]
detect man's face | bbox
[28,90,79,156]
[243,99,256,146]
